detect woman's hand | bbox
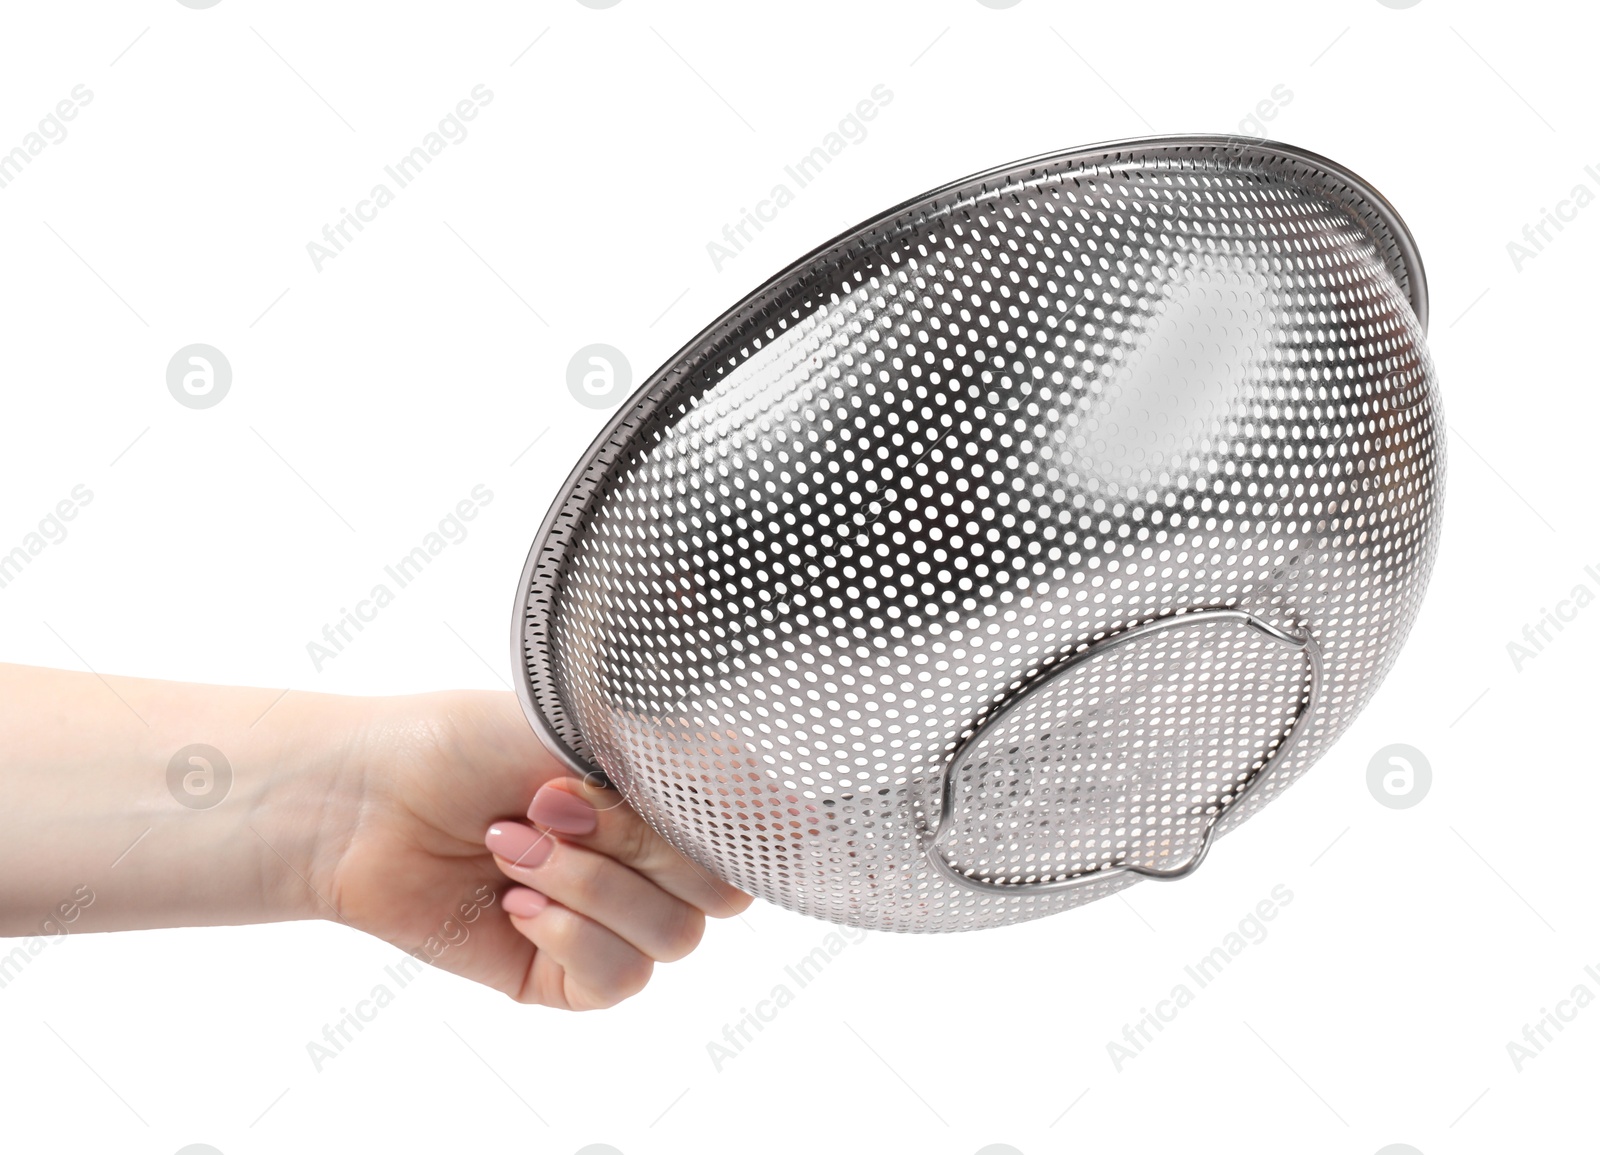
[324,690,752,1009]
[0,664,751,1011]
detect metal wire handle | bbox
[925,609,1324,894]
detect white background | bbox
[0,1,1594,1153]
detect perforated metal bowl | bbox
[512,135,1444,932]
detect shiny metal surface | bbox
[513,134,1445,932]
[926,608,1322,894]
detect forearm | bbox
[0,663,376,936]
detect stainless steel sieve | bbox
[512,135,1444,933]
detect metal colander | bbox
[512,135,1444,933]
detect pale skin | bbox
[0,663,752,1010]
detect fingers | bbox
[480,773,755,1011]
[499,887,654,1011]
[526,775,754,921]
[486,819,705,962]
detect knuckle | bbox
[616,953,655,998]
[537,904,584,957]
[575,956,653,1010]
[553,841,608,903]
[612,808,656,867]
[657,905,705,962]
[512,960,555,1007]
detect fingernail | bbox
[528,783,597,835]
[501,886,548,918]
[486,822,555,868]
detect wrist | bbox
[0,665,399,935]
[127,678,393,929]
[245,689,388,925]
